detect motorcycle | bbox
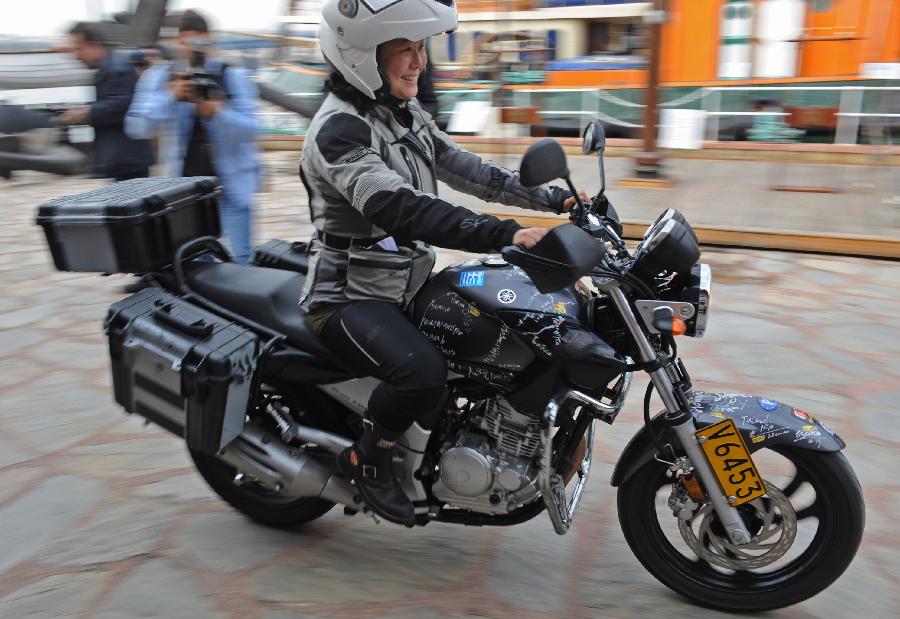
[39,121,863,612]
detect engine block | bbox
[431,398,542,515]
[479,398,543,459]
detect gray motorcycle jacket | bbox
[299,92,570,312]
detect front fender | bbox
[610,392,845,487]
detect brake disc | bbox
[677,481,797,570]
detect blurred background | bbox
[2,0,898,246]
[0,2,898,618]
[4,1,900,140]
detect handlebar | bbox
[569,193,629,260]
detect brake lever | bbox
[587,194,629,255]
[580,210,625,254]
[568,202,587,229]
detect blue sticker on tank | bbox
[757,398,779,411]
[459,271,486,287]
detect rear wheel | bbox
[617,447,864,612]
[190,449,335,528]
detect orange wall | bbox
[661,0,722,83]
[886,1,900,61]
[862,0,900,63]
[456,0,537,12]
[661,0,897,82]
[545,68,646,87]
[800,0,869,77]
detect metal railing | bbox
[255,78,897,146]
[701,86,900,144]
[433,83,899,144]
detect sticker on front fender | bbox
[610,392,845,489]
[689,392,845,453]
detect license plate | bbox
[696,419,767,506]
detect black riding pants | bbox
[319,301,447,434]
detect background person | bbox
[58,21,154,182]
[302,0,587,526]
[125,9,260,264]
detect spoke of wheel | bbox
[780,470,808,499]
[753,499,780,543]
[795,501,820,521]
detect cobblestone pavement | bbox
[1,159,898,618]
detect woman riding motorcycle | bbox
[301,0,586,525]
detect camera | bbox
[170,68,224,101]
[184,39,224,100]
[187,70,225,100]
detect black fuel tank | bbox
[413,257,581,365]
[414,257,627,390]
[412,270,535,377]
[431,258,582,317]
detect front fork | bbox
[608,286,753,545]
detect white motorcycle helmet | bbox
[320,0,458,99]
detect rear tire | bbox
[190,449,335,528]
[617,448,864,612]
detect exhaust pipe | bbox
[219,422,362,509]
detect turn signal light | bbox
[651,308,688,336]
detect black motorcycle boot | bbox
[336,418,415,525]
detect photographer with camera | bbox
[125,10,260,264]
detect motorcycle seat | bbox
[185,262,348,370]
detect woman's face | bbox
[379,39,427,100]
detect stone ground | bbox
[1,154,898,618]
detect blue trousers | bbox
[219,190,253,265]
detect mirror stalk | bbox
[563,176,586,223]
[598,155,606,196]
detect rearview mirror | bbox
[582,121,606,155]
[519,138,569,187]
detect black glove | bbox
[547,186,572,215]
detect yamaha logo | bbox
[497,289,516,304]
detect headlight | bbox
[632,218,701,281]
[681,263,711,337]
[643,208,698,243]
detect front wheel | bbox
[617,447,864,612]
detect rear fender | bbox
[610,391,845,487]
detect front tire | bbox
[190,449,335,528]
[617,447,864,612]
